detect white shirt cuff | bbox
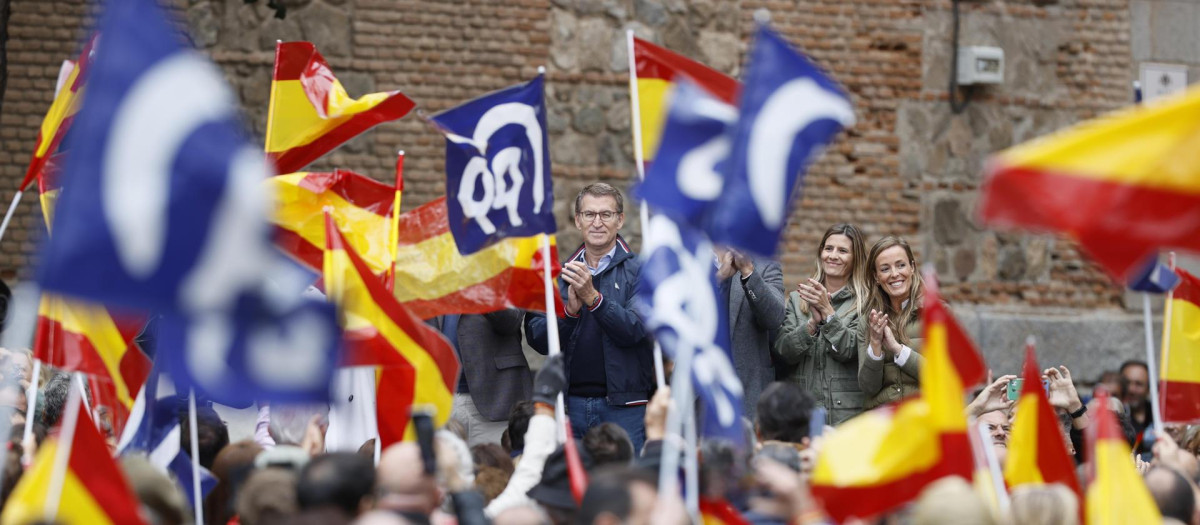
[867,344,883,361]
[894,345,913,367]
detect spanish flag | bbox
[33,295,150,435]
[323,212,459,445]
[630,37,738,167]
[1,402,145,525]
[979,85,1200,278]
[21,37,94,192]
[1003,344,1083,504]
[1085,391,1161,525]
[1160,268,1200,423]
[391,197,563,319]
[809,271,973,522]
[268,170,396,274]
[265,41,415,174]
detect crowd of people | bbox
[0,182,1196,525]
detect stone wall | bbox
[0,0,1158,373]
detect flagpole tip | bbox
[1024,334,1036,347]
[397,150,405,156]
[753,8,770,24]
[538,66,546,75]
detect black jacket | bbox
[525,236,655,406]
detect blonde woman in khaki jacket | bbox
[857,236,926,409]
[774,223,870,425]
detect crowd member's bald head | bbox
[493,503,550,525]
[1144,467,1196,524]
[375,443,438,519]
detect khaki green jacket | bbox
[857,311,924,410]
[774,286,864,425]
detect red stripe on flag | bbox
[297,170,396,218]
[66,403,146,524]
[1161,380,1200,424]
[395,197,453,243]
[980,165,1200,277]
[632,37,739,103]
[1172,269,1200,306]
[810,432,972,523]
[376,364,416,448]
[268,93,415,175]
[273,41,314,81]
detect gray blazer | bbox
[436,310,531,422]
[725,260,786,416]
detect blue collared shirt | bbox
[584,245,617,275]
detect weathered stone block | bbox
[298,2,352,57]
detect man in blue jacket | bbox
[525,183,654,453]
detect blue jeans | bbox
[566,395,646,455]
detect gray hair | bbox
[268,403,329,446]
[574,183,624,215]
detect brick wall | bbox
[0,0,1133,312]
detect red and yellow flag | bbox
[33,296,150,435]
[391,197,563,319]
[631,37,738,166]
[265,42,415,174]
[810,272,973,521]
[268,170,397,274]
[1004,344,1083,504]
[323,212,459,446]
[21,37,95,192]
[979,85,1200,278]
[1160,268,1200,423]
[1,402,145,525]
[1085,391,1160,525]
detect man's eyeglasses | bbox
[578,211,618,223]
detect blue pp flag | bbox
[637,78,737,226]
[157,290,341,406]
[430,75,555,255]
[36,0,276,314]
[637,214,744,444]
[708,25,855,256]
[117,364,218,511]
[1128,257,1181,293]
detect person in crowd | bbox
[0,440,22,514]
[714,246,785,417]
[746,444,803,525]
[375,442,440,524]
[1145,467,1197,525]
[910,477,994,525]
[237,467,300,525]
[1119,360,1155,450]
[527,445,593,525]
[433,309,531,447]
[471,443,515,476]
[576,466,658,525]
[296,452,375,522]
[755,382,816,447]
[582,422,634,467]
[492,503,551,525]
[211,440,266,525]
[858,236,926,409]
[502,401,535,459]
[1093,369,1120,397]
[37,372,85,428]
[119,454,189,525]
[1009,484,1079,525]
[775,223,870,425]
[486,355,565,518]
[179,402,229,470]
[525,183,654,453]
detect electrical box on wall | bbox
[957,46,1005,85]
